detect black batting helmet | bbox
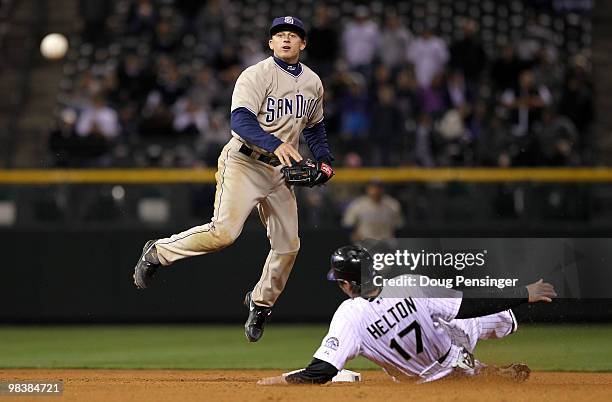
[327,245,375,288]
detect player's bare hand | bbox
[526,279,557,303]
[274,143,302,167]
[257,375,288,385]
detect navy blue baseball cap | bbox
[270,16,306,39]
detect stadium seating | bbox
[51,0,592,168]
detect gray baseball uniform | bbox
[153,55,326,307]
[343,194,404,241]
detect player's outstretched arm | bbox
[456,279,557,319]
[258,358,339,385]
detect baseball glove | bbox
[281,159,334,187]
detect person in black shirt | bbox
[449,20,487,88]
[306,4,339,78]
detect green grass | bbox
[0,325,610,371]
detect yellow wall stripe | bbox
[0,168,612,184]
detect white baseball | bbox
[40,33,69,60]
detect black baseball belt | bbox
[238,144,281,167]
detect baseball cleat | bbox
[496,363,531,382]
[244,291,272,342]
[133,240,161,289]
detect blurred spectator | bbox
[532,48,563,97]
[535,108,580,166]
[414,113,435,167]
[153,20,179,54]
[476,116,515,166]
[449,19,487,87]
[378,14,412,71]
[435,109,471,166]
[173,97,209,137]
[406,26,449,88]
[371,64,392,94]
[76,96,120,140]
[140,98,175,138]
[188,67,221,107]
[491,45,530,93]
[467,101,489,144]
[70,71,105,110]
[216,65,242,108]
[67,97,120,167]
[196,110,230,166]
[516,14,557,62]
[339,75,370,153]
[559,57,594,138]
[213,46,241,72]
[370,85,404,166]
[341,6,379,71]
[343,152,363,167]
[151,59,187,106]
[500,69,552,137]
[79,0,111,44]
[445,71,472,113]
[307,4,339,78]
[298,188,338,229]
[417,72,449,117]
[174,0,204,35]
[498,151,512,168]
[49,109,79,167]
[547,137,580,166]
[118,102,140,139]
[395,67,419,118]
[195,0,232,54]
[343,181,403,242]
[127,0,158,36]
[115,54,155,106]
[241,39,266,67]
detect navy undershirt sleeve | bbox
[303,121,333,164]
[230,107,283,153]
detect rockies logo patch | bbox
[284,16,294,24]
[324,337,339,351]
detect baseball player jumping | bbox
[258,245,557,384]
[133,16,334,342]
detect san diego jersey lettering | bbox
[265,94,320,123]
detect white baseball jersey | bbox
[314,296,460,381]
[231,56,324,154]
[313,275,517,382]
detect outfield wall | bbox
[0,227,610,323]
[1,168,611,323]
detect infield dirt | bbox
[1,369,611,402]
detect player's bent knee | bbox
[271,237,300,255]
[210,226,240,249]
